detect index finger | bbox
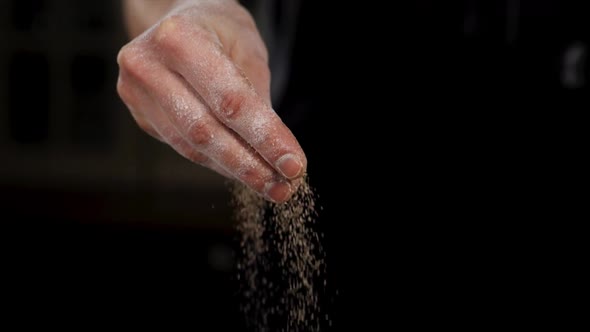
[153,17,307,180]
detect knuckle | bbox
[117,45,147,80]
[186,150,209,165]
[234,6,257,31]
[235,166,272,193]
[116,44,131,67]
[154,15,213,52]
[152,16,222,69]
[160,126,183,147]
[139,121,158,138]
[116,76,138,106]
[116,79,140,114]
[154,15,185,49]
[116,77,129,100]
[253,44,269,64]
[186,120,213,146]
[219,92,248,120]
[238,168,259,185]
[166,134,185,148]
[117,45,136,68]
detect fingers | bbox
[117,69,234,180]
[117,49,296,202]
[151,16,307,180]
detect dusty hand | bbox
[117,0,306,203]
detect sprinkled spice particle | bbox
[232,176,330,331]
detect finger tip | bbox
[264,180,293,203]
[276,153,307,180]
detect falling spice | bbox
[232,176,330,332]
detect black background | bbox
[2,0,587,330]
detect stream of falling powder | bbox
[231,177,330,332]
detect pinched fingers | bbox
[117,45,295,202]
[151,15,307,181]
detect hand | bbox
[117,0,306,203]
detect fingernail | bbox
[276,154,302,179]
[264,181,292,203]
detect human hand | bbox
[117,0,306,203]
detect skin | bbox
[118,0,307,203]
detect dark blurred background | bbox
[1,0,242,328]
[464,1,589,99]
[3,0,589,329]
